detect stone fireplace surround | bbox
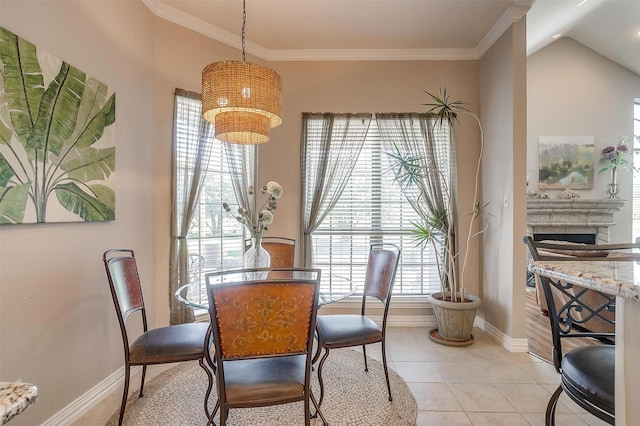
[526,199,626,244]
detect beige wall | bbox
[0,1,526,423]
[0,1,156,425]
[527,37,640,243]
[478,19,528,344]
[151,18,484,324]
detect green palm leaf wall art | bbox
[0,26,115,224]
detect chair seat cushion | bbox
[561,345,615,414]
[223,355,306,405]
[129,322,209,364]
[316,315,382,348]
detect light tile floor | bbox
[73,327,609,426]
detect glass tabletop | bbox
[175,268,358,310]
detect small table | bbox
[0,382,38,424]
[176,269,357,310]
[528,260,640,426]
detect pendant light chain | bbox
[241,0,246,62]
[201,0,282,144]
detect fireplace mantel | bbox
[526,199,626,244]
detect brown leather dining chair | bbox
[103,249,213,426]
[244,236,296,267]
[314,242,401,408]
[204,267,327,426]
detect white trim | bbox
[475,7,529,57]
[263,48,478,62]
[41,366,136,426]
[483,321,530,353]
[142,1,530,62]
[342,313,436,328]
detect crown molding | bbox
[475,6,529,57]
[268,48,479,62]
[143,0,529,62]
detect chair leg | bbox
[138,365,147,397]
[381,340,392,401]
[362,344,369,371]
[304,392,311,426]
[311,326,321,364]
[118,366,131,426]
[317,348,331,409]
[220,406,228,426]
[546,385,562,426]
[206,399,220,426]
[199,358,215,419]
[310,389,329,426]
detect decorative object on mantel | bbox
[598,136,636,199]
[0,27,116,224]
[201,0,282,145]
[557,188,581,199]
[223,181,283,269]
[539,136,594,190]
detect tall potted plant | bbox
[387,88,488,346]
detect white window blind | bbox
[174,92,247,303]
[307,116,450,295]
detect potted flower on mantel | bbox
[598,136,637,199]
[387,88,488,346]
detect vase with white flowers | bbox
[222,181,283,268]
[598,137,635,199]
[386,88,488,345]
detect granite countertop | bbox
[0,382,38,424]
[529,260,640,302]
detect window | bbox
[304,115,451,295]
[173,92,250,299]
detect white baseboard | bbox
[482,321,530,353]
[41,366,136,426]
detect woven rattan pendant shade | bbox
[202,60,282,144]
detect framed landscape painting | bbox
[0,26,116,224]
[538,136,594,190]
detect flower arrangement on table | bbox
[222,181,283,244]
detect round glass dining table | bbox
[175,268,358,310]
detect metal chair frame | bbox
[103,249,213,426]
[204,267,327,426]
[314,242,401,409]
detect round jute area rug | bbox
[107,349,417,425]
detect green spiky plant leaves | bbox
[0,27,115,224]
[387,88,489,301]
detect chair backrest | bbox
[245,237,296,268]
[523,237,616,372]
[206,268,320,362]
[103,249,148,350]
[523,235,640,261]
[362,243,401,316]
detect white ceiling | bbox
[143,0,640,74]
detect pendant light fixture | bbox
[202,0,282,144]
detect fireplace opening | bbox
[533,233,596,244]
